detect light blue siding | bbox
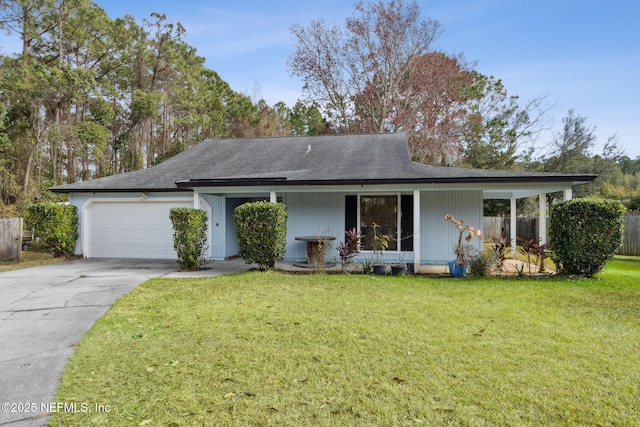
[224,198,255,259]
[69,193,92,207]
[201,194,225,260]
[282,192,345,262]
[72,188,486,266]
[421,190,483,264]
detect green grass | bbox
[51,258,640,426]
[0,249,63,272]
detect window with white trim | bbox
[345,194,414,252]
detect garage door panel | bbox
[88,201,191,259]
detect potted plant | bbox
[444,214,483,277]
[390,230,414,276]
[336,228,362,273]
[391,262,406,276]
[371,222,389,275]
[390,238,407,276]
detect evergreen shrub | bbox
[26,202,79,257]
[549,197,625,277]
[169,208,208,271]
[234,201,287,270]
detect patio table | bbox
[294,235,336,268]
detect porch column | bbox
[270,191,277,203]
[413,190,421,273]
[539,193,547,245]
[510,198,517,259]
[564,187,573,201]
[193,191,201,209]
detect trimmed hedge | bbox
[169,208,208,271]
[234,201,287,270]
[26,202,79,257]
[549,197,625,277]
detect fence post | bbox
[0,218,22,261]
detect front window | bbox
[359,195,399,251]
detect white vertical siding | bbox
[283,192,345,262]
[421,190,483,263]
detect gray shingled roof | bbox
[51,133,596,192]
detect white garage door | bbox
[87,201,192,259]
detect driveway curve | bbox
[0,258,247,426]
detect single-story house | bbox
[51,133,596,272]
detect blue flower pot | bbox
[448,261,468,278]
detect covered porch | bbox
[483,184,574,259]
[192,180,575,273]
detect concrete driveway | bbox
[0,258,252,426]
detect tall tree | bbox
[543,109,596,175]
[396,51,471,165]
[542,109,604,202]
[289,0,472,164]
[1,1,297,212]
[344,0,442,134]
[463,73,551,170]
[0,101,16,208]
[289,101,327,136]
[0,0,58,58]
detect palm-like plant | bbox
[445,214,483,265]
[490,236,511,272]
[517,237,547,275]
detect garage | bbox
[85,200,192,259]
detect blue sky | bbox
[3,0,639,158]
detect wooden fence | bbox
[0,217,22,261]
[483,217,542,242]
[484,215,640,256]
[621,215,640,256]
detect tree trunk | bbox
[21,140,38,194]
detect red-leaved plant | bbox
[337,228,362,273]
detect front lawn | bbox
[51,258,640,426]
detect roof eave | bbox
[51,174,598,193]
[175,174,598,188]
[50,187,190,194]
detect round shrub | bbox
[26,202,79,257]
[169,208,208,271]
[548,197,625,277]
[234,201,287,270]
